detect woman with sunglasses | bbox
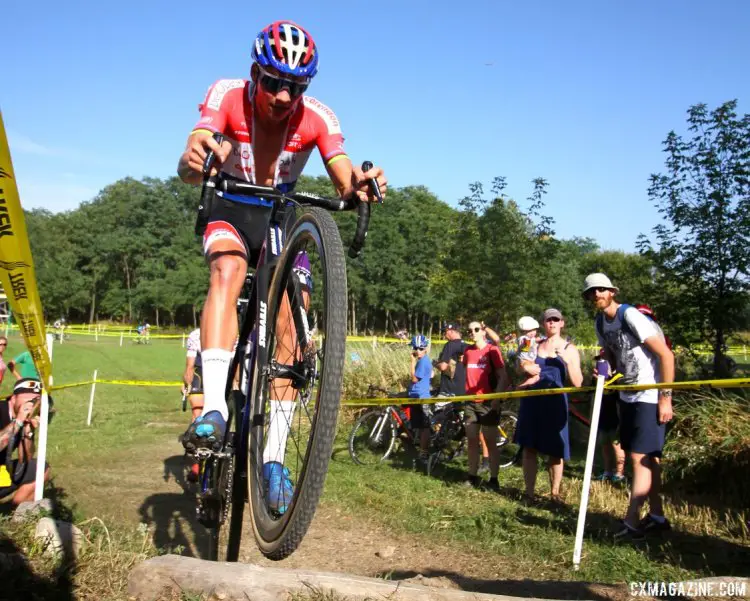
[175,19,388,490]
[514,308,583,504]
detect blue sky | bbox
[3,0,748,251]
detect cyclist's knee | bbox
[209,254,246,289]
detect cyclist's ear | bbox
[250,63,260,83]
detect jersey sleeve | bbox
[186,330,200,358]
[623,308,659,343]
[490,346,505,369]
[302,97,348,166]
[192,79,245,136]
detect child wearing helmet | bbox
[407,335,433,464]
[516,316,542,389]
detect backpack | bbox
[596,304,672,350]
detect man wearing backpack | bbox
[584,273,675,541]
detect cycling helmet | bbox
[251,21,319,78]
[410,335,428,350]
[635,304,654,318]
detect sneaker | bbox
[614,521,645,542]
[263,461,295,515]
[462,474,481,488]
[182,411,227,452]
[482,477,500,493]
[595,471,612,481]
[610,474,627,485]
[638,514,672,533]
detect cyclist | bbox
[177,21,387,511]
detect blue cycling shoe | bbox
[263,461,295,515]
[182,411,227,453]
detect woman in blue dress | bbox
[514,308,583,502]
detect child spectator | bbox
[516,316,542,388]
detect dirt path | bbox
[58,434,629,601]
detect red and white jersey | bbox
[463,344,505,399]
[186,329,201,367]
[193,79,347,193]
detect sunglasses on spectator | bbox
[258,67,309,97]
[0,343,6,346]
[415,347,426,351]
[586,287,611,297]
[545,317,561,323]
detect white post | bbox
[95,328,98,342]
[372,335,377,349]
[572,373,606,569]
[120,332,124,347]
[34,333,54,501]
[86,370,98,426]
[182,333,185,348]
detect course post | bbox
[34,333,54,501]
[572,372,606,569]
[87,369,98,426]
[120,331,124,347]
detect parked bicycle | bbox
[187,133,379,562]
[348,385,519,474]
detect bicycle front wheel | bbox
[497,410,519,469]
[247,208,347,560]
[348,409,397,465]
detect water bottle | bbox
[596,358,609,379]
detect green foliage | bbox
[639,100,750,375]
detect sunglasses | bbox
[546,317,561,323]
[258,67,309,97]
[414,347,426,352]
[586,287,610,297]
[0,343,6,346]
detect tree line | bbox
[20,101,750,375]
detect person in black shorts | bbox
[0,379,50,505]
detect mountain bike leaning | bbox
[186,134,382,561]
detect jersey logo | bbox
[303,97,342,135]
[205,79,245,111]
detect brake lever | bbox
[202,133,225,176]
[361,160,383,204]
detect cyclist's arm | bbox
[183,355,196,388]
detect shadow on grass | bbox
[512,503,750,577]
[137,454,212,560]
[381,568,624,601]
[0,482,75,601]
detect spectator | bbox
[8,350,40,381]
[462,321,509,490]
[516,316,542,389]
[514,308,583,503]
[584,273,674,541]
[0,379,50,505]
[183,328,204,481]
[434,323,467,399]
[594,350,625,484]
[0,336,8,386]
[407,335,433,465]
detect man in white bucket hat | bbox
[583,273,674,542]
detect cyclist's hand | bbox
[184,132,232,176]
[352,164,387,202]
[18,400,38,422]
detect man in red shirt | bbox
[462,321,509,490]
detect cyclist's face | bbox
[252,64,306,122]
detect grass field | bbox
[0,333,748,600]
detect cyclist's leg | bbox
[183,220,247,449]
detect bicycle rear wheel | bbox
[497,410,519,469]
[348,409,397,465]
[247,208,347,560]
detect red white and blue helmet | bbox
[411,335,429,350]
[251,21,319,79]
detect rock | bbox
[12,498,54,523]
[128,555,557,601]
[376,545,396,559]
[34,518,84,558]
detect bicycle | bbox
[348,385,519,473]
[188,133,379,562]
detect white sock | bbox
[200,348,232,421]
[263,400,296,465]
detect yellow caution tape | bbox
[0,113,52,387]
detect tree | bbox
[638,100,750,375]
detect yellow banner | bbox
[0,113,52,387]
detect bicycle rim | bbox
[349,409,396,465]
[248,208,347,560]
[497,411,519,468]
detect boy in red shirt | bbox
[463,321,510,489]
